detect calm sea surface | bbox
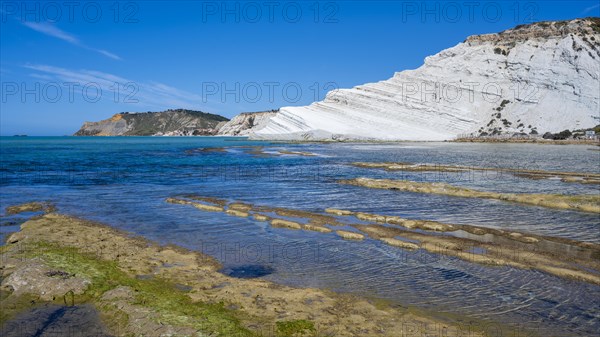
[1,137,599,336]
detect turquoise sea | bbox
[1,136,599,336]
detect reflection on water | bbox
[1,137,599,336]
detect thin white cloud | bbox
[582,4,600,14]
[96,50,121,60]
[22,21,121,60]
[24,64,216,110]
[23,21,79,44]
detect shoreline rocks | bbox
[0,211,485,336]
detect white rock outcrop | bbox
[252,18,600,141]
[217,110,277,136]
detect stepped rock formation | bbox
[74,109,229,136]
[216,110,278,136]
[250,18,600,141]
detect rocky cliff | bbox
[251,18,600,141]
[74,109,229,136]
[216,110,278,136]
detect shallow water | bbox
[0,304,111,337]
[1,137,599,336]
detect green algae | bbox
[10,241,254,336]
[276,319,316,337]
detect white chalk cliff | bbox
[251,18,600,141]
[217,110,278,136]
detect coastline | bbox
[452,138,600,145]
[1,137,598,336]
[5,134,600,148]
[10,135,599,146]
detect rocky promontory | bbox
[74,109,229,136]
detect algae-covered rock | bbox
[5,202,54,215]
[1,260,90,301]
[324,208,354,216]
[252,214,270,222]
[226,209,249,217]
[336,230,365,240]
[303,224,332,233]
[271,219,302,230]
[380,238,420,250]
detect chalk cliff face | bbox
[74,109,229,136]
[252,18,600,141]
[216,110,278,136]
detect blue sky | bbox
[1,0,599,135]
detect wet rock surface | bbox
[5,202,55,215]
[0,212,483,336]
[168,195,600,284]
[1,260,90,301]
[340,177,600,213]
[352,161,600,185]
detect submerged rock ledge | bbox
[0,211,485,337]
[352,162,600,185]
[167,195,600,285]
[339,177,600,213]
